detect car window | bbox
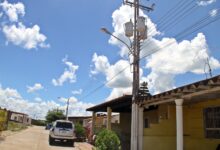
[56,122,73,129]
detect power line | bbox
[80,8,220,101]
[139,12,220,61]
[79,64,130,100]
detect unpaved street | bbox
[0,126,93,150]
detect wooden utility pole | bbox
[131,0,140,149]
[123,1,154,150]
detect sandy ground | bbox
[0,126,94,150]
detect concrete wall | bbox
[143,99,220,150]
[115,112,131,150]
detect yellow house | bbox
[87,75,220,150]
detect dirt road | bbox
[0,126,93,150]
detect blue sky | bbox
[0,0,219,119]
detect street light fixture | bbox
[100,27,133,55]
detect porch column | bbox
[107,107,112,130]
[175,99,184,150]
[138,107,144,150]
[92,111,96,135]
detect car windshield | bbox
[56,122,72,129]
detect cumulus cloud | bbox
[0,0,25,22]
[72,89,83,95]
[52,56,79,86]
[27,83,44,93]
[144,33,220,93]
[91,53,110,74]
[209,9,218,17]
[106,87,132,101]
[91,53,142,99]
[91,4,220,99]
[0,1,49,50]
[0,85,94,119]
[197,0,216,6]
[110,5,159,57]
[2,23,49,49]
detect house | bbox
[87,75,220,150]
[8,111,32,125]
[68,116,91,126]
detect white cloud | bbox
[144,33,220,93]
[106,87,132,101]
[91,53,110,74]
[0,85,94,119]
[2,22,49,49]
[27,83,44,93]
[0,1,49,50]
[52,57,79,86]
[91,53,143,100]
[72,89,83,95]
[209,9,218,17]
[197,0,216,6]
[34,97,43,102]
[0,0,25,22]
[58,96,78,104]
[110,5,160,57]
[91,4,220,99]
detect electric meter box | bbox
[140,25,148,40]
[124,21,133,37]
[137,16,146,33]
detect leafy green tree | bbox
[45,109,65,123]
[95,129,121,150]
[75,122,85,138]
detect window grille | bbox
[144,118,149,128]
[204,106,220,139]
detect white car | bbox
[49,120,76,146]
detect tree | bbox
[45,109,65,123]
[95,129,121,150]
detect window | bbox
[204,106,220,139]
[56,122,73,129]
[144,118,149,128]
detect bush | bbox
[75,123,85,138]
[7,121,27,131]
[95,129,121,150]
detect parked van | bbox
[49,120,76,146]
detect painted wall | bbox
[0,109,8,131]
[143,99,220,150]
[113,112,131,150]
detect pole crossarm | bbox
[100,28,134,55]
[123,0,154,12]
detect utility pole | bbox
[123,1,154,150]
[100,1,154,149]
[66,98,70,120]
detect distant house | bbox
[8,111,31,125]
[87,75,220,150]
[68,116,91,126]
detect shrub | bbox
[7,121,27,131]
[95,129,121,150]
[75,123,85,138]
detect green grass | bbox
[7,121,27,132]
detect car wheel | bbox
[49,136,54,145]
[68,140,74,147]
